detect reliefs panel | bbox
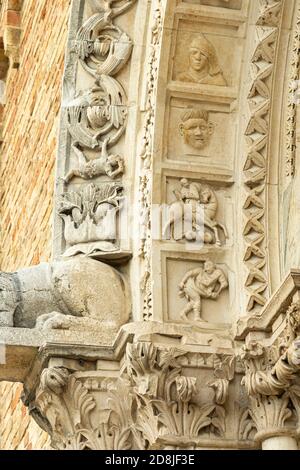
[54,0,138,262]
[171,17,244,88]
[166,99,235,171]
[148,0,247,331]
[58,183,123,257]
[163,177,230,247]
[163,254,232,326]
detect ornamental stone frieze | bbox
[2,0,300,451]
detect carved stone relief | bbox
[172,19,243,88]
[54,0,137,262]
[179,261,228,322]
[243,0,284,313]
[179,108,214,150]
[176,34,227,86]
[64,1,136,183]
[138,0,163,321]
[164,256,231,325]
[166,99,235,172]
[0,257,129,330]
[29,344,237,449]
[163,178,228,246]
[58,183,123,257]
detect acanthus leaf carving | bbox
[58,182,123,257]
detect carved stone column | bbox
[22,339,237,450]
[239,301,300,450]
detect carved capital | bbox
[24,342,236,450]
[240,313,300,443]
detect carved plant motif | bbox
[58,183,123,256]
[208,355,235,405]
[249,395,293,437]
[124,343,225,443]
[36,367,96,450]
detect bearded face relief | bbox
[177,34,227,86]
[179,109,214,150]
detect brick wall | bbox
[0,0,71,450]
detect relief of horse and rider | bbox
[163,178,228,247]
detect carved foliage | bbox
[124,343,227,445]
[36,367,96,450]
[33,346,237,449]
[239,324,300,440]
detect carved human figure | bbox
[177,34,227,86]
[179,109,214,150]
[64,139,124,183]
[179,261,228,322]
[163,178,228,245]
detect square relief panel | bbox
[181,0,243,9]
[165,97,235,169]
[162,176,233,249]
[171,19,244,87]
[163,255,234,326]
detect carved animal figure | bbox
[0,257,130,330]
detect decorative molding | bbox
[243,0,284,314]
[286,4,300,177]
[139,0,163,321]
[57,0,137,262]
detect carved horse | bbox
[163,185,228,246]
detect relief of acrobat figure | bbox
[63,138,124,183]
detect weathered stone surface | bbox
[2,0,300,452]
[0,257,130,329]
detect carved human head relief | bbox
[179,109,214,150]
[177,34,227,86]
